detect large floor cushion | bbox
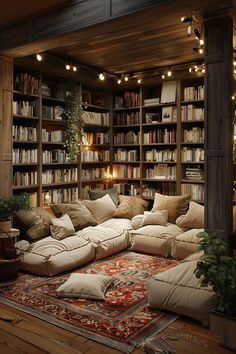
[171,228,203,260]
[77,225,129,260]
[129,223,183,257]
[148,260,216,326]
[100,218,132,233]
[15,236,95,276]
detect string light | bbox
[72,65,77,72]
[65,63,71,71]
[98,72,105,81]
[189,63,205,74]
[124,75,129,82]
[167,68,172,77]
[36,54,43,62]
[117,78,122,84]
[137,79,142,84]
[162,74,165,79]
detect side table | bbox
[0,228,21,281]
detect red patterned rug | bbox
[0,252,179,353]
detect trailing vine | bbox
[62,83,84,161]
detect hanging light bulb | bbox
[167,68,172,77]
[199,47,204,54]
[99,72,105,81]
[36,54,43,62]
[65,63,71,71]
[202,67,205,73]
[137,79,142,84]
[187,24,192,37]
[199,39,204,46]
[232,95,235,100]
[162,74,165,79]
[72,65,77,72]
[117,77,122,84]
[124,75,129,82]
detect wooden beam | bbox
[204,15,233,241]
[0,0,164,55]
[0,55,13,198]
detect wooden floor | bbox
[0,303,234,354]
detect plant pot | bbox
[0,257,21,281]
[210,310,236,351]
[0,220,11,232]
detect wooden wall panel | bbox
[204,16,233,241]
[0,55,13,198]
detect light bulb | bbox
[199,39,204,46]
[124,75,129,82]
[117,78,121,84]
[232,95,235,100]
[162,74,165,79]
[187,24,192,37]
[65,64,70,71]
[234,69,236,74]
[137,79,142,84]
[72,65,77,72]
[189,67,193,73]
[167,70,172,77]
[195,66,199,72]
[181,17,185,22]
[202,68,205,73]
[36,54,42,62]
[99,73,105,81]
[234,60,236,66]
[199,48,204,54]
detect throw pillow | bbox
[88,188,119,206]
[151,193,190,223]
[175,201,204,229]
[130,214,144,230]
[14,207,53,240]
[56,273,114,300]
[141,210,168,227]
[83,194,117,224]
[50,214,75,240]
[51,200,97,231]
[113,195,148,219]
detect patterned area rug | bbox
[0,252,179,353]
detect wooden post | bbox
[204,15,233,242]
[0,55,13,197]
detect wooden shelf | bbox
[13,115,39,120]
[143,178,176,182]
[12,185,39,190]
[13,91,39,98]
[143,161,176,164]
[181,179,204,184]
[113,161,140,164]
[13,140,39,144]
[42,96,64,103]
[42,181,78,188]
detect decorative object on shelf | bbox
[195,231,236,351]
[63,83,84,161]
[0,194,29,232]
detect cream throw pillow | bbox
[50,214,75,240]
[84,194,117,224]
[175,201,204,229]
[151,193,190,223]
[141,210,168,227]
[56,273,114,300]
[113,195,148,219]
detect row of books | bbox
[83,132,109,145]
[82,167,110,181]
[13,125,37,142]
[114,131,140,145]
[182,147,204,162]
[25,192,38,208]
[181,183,204,201]
[113,183,140,196]
[115,91,140,108]
[13,149,38,164]
[183,85,204,101]
[14,73,39,95]
[42,187,79,205]
[145,149,177,162]
[142,183,177,197]
[42,129,64,143]
[143,97,160,106]
[42,105,64,120]
[183,127,204,143]
[81,150,110,162]
[145,164,176,180]
[80,184,110,199]
[114,149,139,162]
[42,149,69,163]
[143,129,176,144]
[13,171,38,186]
[83,111,109,125]
[112,165,140,179]
[181,105,204,121]
[42,168,78,184]
[184,166,204,181]
[114,112,140,125]
[13,100,37,117]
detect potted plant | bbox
[0,194,29,232]
[195,231,236,351]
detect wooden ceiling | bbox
[1,0,236,77]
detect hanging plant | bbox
[62,83,84,161]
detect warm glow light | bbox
[162,74,165,79]
[36,54,42,62]
[117,78,121,84]
[167,70,172,77]
[234,69,236,74]
[181,16,185,22]
[99,73,105,81]
[234,60,236,66]
[72,65,77,72]
[65,64,70,70]
[232,95,235,100]
[189,67,193,73]
[199,48,204,54]
[137,79,142,84]
[202,68,205,73]
[124,75,129,82]
[199,39,204,46]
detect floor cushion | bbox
[171,228,203,260]
[148,260,216,326]
[83,194,117,224]
[100,217,132,233]
[15,236,95,276]
[175,201,204,230]
[77,225,129,260]
[129,223,183,257]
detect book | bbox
[161,81,177,103]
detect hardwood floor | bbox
[0,303,234,354]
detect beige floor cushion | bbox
[129,223,183,257]
[77,225,129,260]
[175,201,204,230]
[171,228,203,260]
[83,194,117,224]
[15,236,95,276]
[148,260,216,326]
[100,217,133,233]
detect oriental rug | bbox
[0,252,179,353]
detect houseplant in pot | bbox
[195,231,236,351]
[0,194,29,232]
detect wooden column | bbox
[0,55,13,197]
[204,15,233,241]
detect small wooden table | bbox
[0,228,20,281]
[0,228,20,258]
